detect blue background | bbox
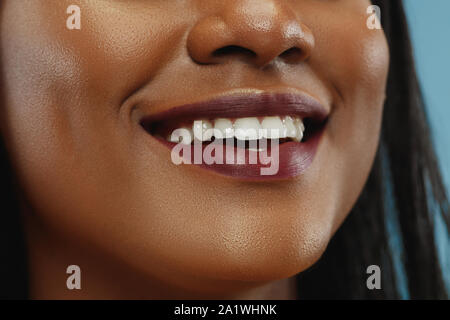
[404,0,450,191]
[401,0,449,296]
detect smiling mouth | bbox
[140,92,328,180]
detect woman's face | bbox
[0,0,389,296]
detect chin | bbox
[169,224,331,287]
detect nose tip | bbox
[187,0,315,68]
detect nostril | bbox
[213,45,257,60]
[279,47,304,63]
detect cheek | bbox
[0,0,189,108]
[327,23,389,163]
[310,14,390,229]
[0,1,179,255]
[314,7,390,103]
[0,0,188,197]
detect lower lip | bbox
[154,128,324,180]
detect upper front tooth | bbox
[214,118,234,139]
[234,117,261,140]
[193,120,213,141]
[261,116,287,139]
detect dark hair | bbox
[0,138,29,299]
[1,0,448,300]
[297,0,449,299]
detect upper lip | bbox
[139,91,329,128]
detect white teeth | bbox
[293,118,304,142]
[234,117,261,140]
[168,116,305,143]
[193,120,213,141]
[295,117,305,132]
[214,118,234,139]
[283,116,298,139]
[261,116,287,139]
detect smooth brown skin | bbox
[0,0,389,299]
